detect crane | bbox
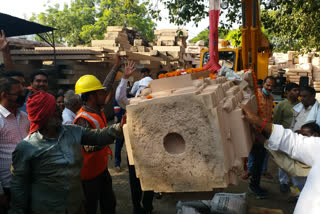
[199,0,271,80]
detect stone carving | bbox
[123,71,257,193]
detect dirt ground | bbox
[108,144,296,214]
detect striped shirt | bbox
[0,104,29,194]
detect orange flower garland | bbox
[251,70,263,118]
[209,73,217,79]
[146,95,153,99]
[158,73,165,79]
[158,67,212,79]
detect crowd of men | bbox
[0,30,160,214]
[1,29,320,214]
[241,76,320,203]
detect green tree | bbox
[189,29,209,46]
[189,27,229,46]
[261,1,320,52]
[225,29,241,47]
[31,0,156,46]
[152,0,320,52]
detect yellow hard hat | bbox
[75,75,106,94]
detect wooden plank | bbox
[90,44,122,51]
[186,46,202,54]
[299,72,311,77]
[7,38,50,48]
[119,51,164,62]
[157,36,176,41]
[167,51,182,59]
[137,46,146,52]
[133,50,158,56]
[94,40,119,46]
[104,32,126,37]
[104,35,129,41]
[288,68,312,73]
[11,49,101,55]
[160,40,175,46]
[153,46,182,52]
[12,55,101,60]
[116,37,131,44]
[118,43,132,49]
[101,58,115,63]
[287,75,300,79]
[139,60,151,64]
[139,60,161,66]
[107,26,124,32]
[157,52,171,61]
[154,29,188,37]
[145,47,153,52]
[35,47,115,53]
[92,40,118,46]
[130,46,138,52]
[92,40,130,50]
[134,39,143,46]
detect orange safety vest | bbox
[74,107,113,180]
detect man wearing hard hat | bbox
[73,60,135,214]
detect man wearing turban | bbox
[9,91,125,214]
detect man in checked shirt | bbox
[244,76,275,199]
[0,77,29,213]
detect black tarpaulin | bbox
[0,12,55,37]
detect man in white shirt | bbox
[241,104,320,214]
[290,86,320,191]
[0,77,29,212]
[130,68,153,97]
[292,86,320,131]
[115,63,156,213]
[62,90,82,125]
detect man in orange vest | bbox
[74,61,135,214]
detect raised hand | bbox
[124,61,136,79]
[240,104,262,127]
[0,30,9,51]
[240,104,273,136]
[120,114,127,128]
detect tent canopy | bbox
[0,13,55,37]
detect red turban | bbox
[27,90,56,134]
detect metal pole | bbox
[242,1,246,28]
[251,0,258,74]
[52,31,56,66]
[252,0,257,28]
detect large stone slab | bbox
[124,71,256,193]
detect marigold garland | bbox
[146,95,153,99]
[250,70,263,118]
[158,67,217,79]
[209,73,217,79]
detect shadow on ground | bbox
[108,144,296,214]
